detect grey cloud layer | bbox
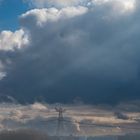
[0,0,140,103]
[0,102,140,136]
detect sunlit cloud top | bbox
[25,0,136,13]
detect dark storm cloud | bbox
[0,0,140,104]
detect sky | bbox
[0,0,29,31]
[0,0,140,104]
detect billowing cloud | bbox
[20,6,88,27]
[0,29,29,51]
[0,0,140,104]
[24,0,136,13]
[0,29,29,80]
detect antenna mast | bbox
[55,105,66,136]
[55,106,66,120]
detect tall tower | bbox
[55,106,66,136]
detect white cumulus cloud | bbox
[0,29,29,80]
[24,0,136,14]
[0,29,29,51]
[20,6,88,27]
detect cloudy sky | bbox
[0,0,140,104]
[0,101,140,136]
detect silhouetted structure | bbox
[55,107,66,121]
[55,106,66,136]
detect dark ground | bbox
[0,129,140,140]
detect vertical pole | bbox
[55,107,66,136]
